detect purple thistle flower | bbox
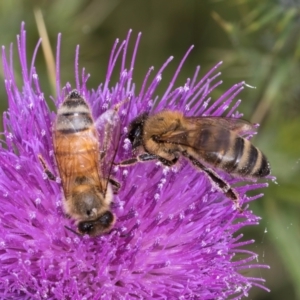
[0,23,270,299]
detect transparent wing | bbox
[95,107,121,177]
[54,133,104,197]
[155,116,253,153]
[188,116,255,135]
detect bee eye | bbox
[78,221,94,234]
[98,211,114,228]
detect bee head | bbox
[77,211,115,236]
[128,113,149,149]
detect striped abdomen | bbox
[53,90,100,187]
[55,90,94,135]
[192,126,270,178]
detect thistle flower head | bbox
[0,23,270,299]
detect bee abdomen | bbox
[251,151,270,177]
[55,92,93,134]
[222,137,270,178]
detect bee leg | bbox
[116,157,139,166]
[181,151,243,212]
[100,151,106,160]
[117,153,160,166]
[138,153,161,162]
[38,154,56,181]
[108,178,121,194]
[158,156,179,166]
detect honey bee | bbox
[39,90,122,236]
[119,110,271,211]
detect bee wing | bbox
[54,132,106,197]
[189,116,255,136]
[95,108,121,176]
[156,116,255,153]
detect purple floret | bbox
[0,23,269,299]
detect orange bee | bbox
[39,90,121,236]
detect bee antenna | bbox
[64,225,81,236]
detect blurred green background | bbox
[0,0,299,299]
